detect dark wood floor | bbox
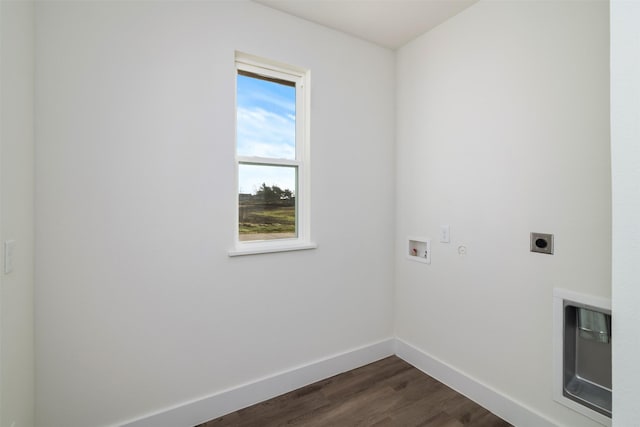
[197,356,512,427]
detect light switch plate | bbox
[4,240,15,274]
[440,225,450,243]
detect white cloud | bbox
[236,106,297,194]
[238,164,296,195]
[251,92,295,115]
[237,107,295,159]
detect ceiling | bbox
[254,0,479,49]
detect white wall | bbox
[34,2,395,426]
[0,1,36,426]
[611,1,640,425]
[395,1,610,426]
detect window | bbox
[230,53,314,256]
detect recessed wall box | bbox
[407,237,431,264]
[554,289,612,426]
[530,232,553,254]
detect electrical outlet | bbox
[530,232,554,255]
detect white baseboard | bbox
[121,338,562,427]
[394,338,557,427]
[120,338,395,427]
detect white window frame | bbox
[229,52,315,256]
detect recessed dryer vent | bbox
[554,289,612,426]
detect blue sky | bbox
[237,74,297,195]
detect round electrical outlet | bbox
[535,238,548,249]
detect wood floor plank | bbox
[197,356,512,427]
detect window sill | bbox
[228,241,317,257]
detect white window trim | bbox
[229,52,315,256]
